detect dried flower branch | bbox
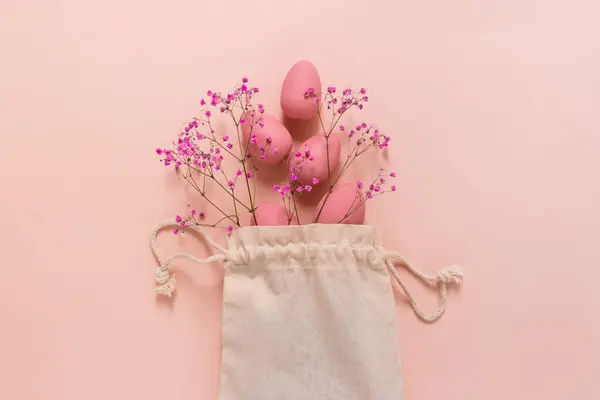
[307,86,394,223]
[156,77,265,232]
[157,71,397,233]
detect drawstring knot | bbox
[437,266,463,284]
[155,266,177,297]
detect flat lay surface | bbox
[1,1,599,399]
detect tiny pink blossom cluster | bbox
[311,86,370,113]
[282,148,318,194]
[202,77,259,114]
[341,123,391,150]
[172,208,206,235]
[357,170,397,200]
[253,134,279,160]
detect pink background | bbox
[1,1,599,399]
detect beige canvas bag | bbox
[151,221,463,400]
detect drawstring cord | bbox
[385,251,463,322]
[150,221,463,322]
[150,220,227,297]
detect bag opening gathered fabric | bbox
[151,221,463,400]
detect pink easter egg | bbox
[291,133,341,185]
[241,112,292,165]
[313,182,366,224]
[280,60,321,121]
[251,203,298,226]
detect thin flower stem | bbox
[336,171,388,223]
[314,106,373,222]
[281,196,293,225]
[290,192,301,224]
[336,152,358,181]
[181,162,251,212]
[185,173,239,226]
[252,165,258,205]
[192,118,241,162]
[235,116,257,221]
[219,168,240,224]
[316,112,333,189]
[336,192,383,223]
[312,107,356,222]
[312,111,338,223]
[210,214,238,227]
[188,214,237,229]
[230,186,240,225]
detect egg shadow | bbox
[155,290,176,310]
[282,114,321,142]
[249,157,288,185]
[297,182,328,206]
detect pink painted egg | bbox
[313,182,366,224]
[291,133,341,185]
[280,60,321,121]
[251,203,298,226]
[241,112,292,164]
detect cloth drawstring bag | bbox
[151,221,463,400]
